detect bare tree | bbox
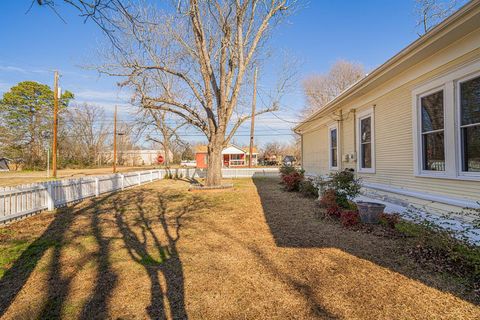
[136,109,187,167]
[415,0,465,36]
[302,60,365,118]
[61,103,109,166]
[93,1,299,186]
[36,0,299,184]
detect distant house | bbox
[282,156,297,166]
[195,145,258,168]
[101,149,173,166]
[295,1,480,214]
[0,158,11,171]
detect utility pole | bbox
[249,67,258,168]
[113,105,117,173]
[52,71,59,178]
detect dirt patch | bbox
[0,178,479,319]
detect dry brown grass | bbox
[0,177,479,319]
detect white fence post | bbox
[138,172,141,186]
[95,177,99,197]
[46,183,54,211]
[150,170,153,182]
[121,174,125,190]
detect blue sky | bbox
[0,1,426,146]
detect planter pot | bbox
[356,201,386,224]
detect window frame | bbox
[412,59,480,181]
[456,71,480,179]
[356,108,375,174]
[416,87,447,176]
[328,123,339,170]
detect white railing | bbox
[221,167,279,178]
[0,167,279,224]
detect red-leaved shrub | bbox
[282,172,304,191]
[326,205,342,218]
[340,210,359,227]
[319,189,337,208]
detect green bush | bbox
[299,180,318,198]
[328,170,361,209]
[280,165,297,179]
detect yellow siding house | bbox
[295,0,480,215]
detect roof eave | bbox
[294,0,480,133]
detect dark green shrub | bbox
[328,170,361,209]
[280,165,297,179]
[299,180,318,198]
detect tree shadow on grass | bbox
[252,177,480,306]
[0,191,116,318]
[111,189,203,320]
[205,222,339,320]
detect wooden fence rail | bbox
[0,167,279,224]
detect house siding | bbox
[302,27,480,211]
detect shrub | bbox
[282,172,304,191]
[299,180,318,198]
[319,189,337,208]
[328,170,362,209]
[380,213,400,229]
[345,201,358,212]
[280,165,297,179]
[340,210,359,227]
[326,205,342,218]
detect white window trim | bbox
[413,86,449,178]
[456,70,480,179]
[356,108,375,173]
[328,123,339,171]
[412,59,480,181]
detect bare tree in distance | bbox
[302,60,365,118]
[414,0,466,36]
[136,108,187,167]
[61,103,110,166]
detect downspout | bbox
[338,110,343,171]
[301,134,304,170]
[352,109,357,171]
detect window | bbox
[459,75,480,173]
[329,126,338,169]
[356,109,375,173]
[360,117,372,169]
[413,60,480,180]
[420,90,445,171]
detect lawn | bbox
[0,166,162,187]
[0,178,479,319]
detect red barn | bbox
[194,144,258,168]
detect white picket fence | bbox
[0,167,279,224]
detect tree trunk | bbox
[163,134,170,167]
[205,142,223,186]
